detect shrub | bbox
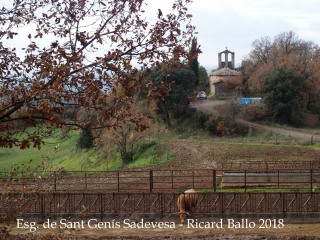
[77,128,94,149]
[245,105,270,121]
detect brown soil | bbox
[153,140,320,170]
[6,140,320,239]
[5,102,320,239]
[7,222,320,239]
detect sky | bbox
[182,0,320,71]
[2,0,320,73]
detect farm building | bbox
[209,48,242,97]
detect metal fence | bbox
[221,169,320,191]
[220,160,320,171]
[1,166,319,193]
[1,192,320,221]
[0,169,214,192]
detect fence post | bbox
[282,193,286,213]
[54,171,57,191]
[149,170,153,193]
[213,169,217,192]
[117,171,120,192]
[192,170,195,189]
[100,193,103,222]
[221,193,224,213]
[85,172,87,191]
[278,169,280,189]
[158,192,162,214]
[310,168,313,192]
[244,170,247,193]
[40,193,45,222]
[171,170,173,190]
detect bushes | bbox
[77,128,94,149]
[193,112,211,129]
[206,115,247,136]
[174,111,247,137]
[245,105,270,121]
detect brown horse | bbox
[177,189,198,224]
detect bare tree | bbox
[242,31,320,114]
[250,36,273,64]
[0,0,198,149]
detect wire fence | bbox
[1,192,320,221]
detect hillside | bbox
[0,129,172,172]
[1,104,320,172]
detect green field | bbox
[1,124,319,173]
[0,129,172,172]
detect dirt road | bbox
[237,118,320,142]
[195,99,320,143]
[192,99,226,114]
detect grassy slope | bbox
[0,117,319,172]
[0,130,172,172]
[0,130,80,171]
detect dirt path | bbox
[195,99,320,142]
[192,99,226,114]
[236,118,320,142]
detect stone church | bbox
[209,49,242,97]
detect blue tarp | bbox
[237,98,252,104]
[237,97,262,105]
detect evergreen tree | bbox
[262,67,304,124]
[198,66,209,91]
[188,38,200,86]
[147,66,197,127]
[77,128,94,149]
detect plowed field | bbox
[7,140,320,239]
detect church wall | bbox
[209,75,239,97]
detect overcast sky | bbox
[182,0,320,71]
[2,0,320,72]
